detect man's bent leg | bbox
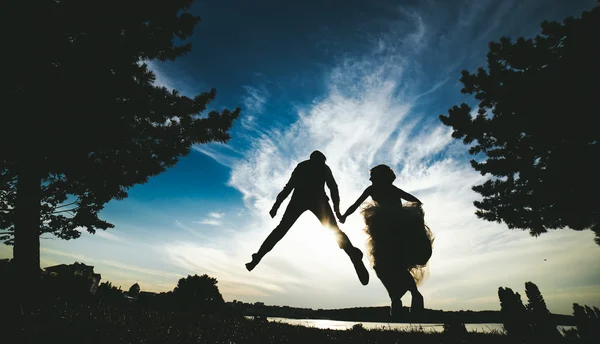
[310,200,352,249]
[246,203,306,271]
[310,200,369,285]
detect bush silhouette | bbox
[96,281,124,303]
[173,274,224,313]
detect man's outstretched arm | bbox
[270,167,298,217]
[325,166,341,214]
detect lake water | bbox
[257,317,576,334]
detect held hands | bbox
[335,210,347,224]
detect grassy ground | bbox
[0,301,582,344]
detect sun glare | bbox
[261,211,374,285]
[270,214,347,271]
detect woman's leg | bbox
[400,270,424,312]
[374,264,409,317]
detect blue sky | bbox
[3,0,600,315]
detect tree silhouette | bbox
[173,274,224,313]
[498,287,530,337]
[498,282,562,338]
[439,5,600,245]
[128,283,141,299]
[524,282,549,314]
[1,0,240,294]
[573,303,600,339]
[96,281,124,303]
[524,282,559,338]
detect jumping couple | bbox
[245,151,434,316]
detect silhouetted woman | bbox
[338,164,434,317]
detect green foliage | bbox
[1,0,240,246]
[173,274,225,313]
[439,5,600,245]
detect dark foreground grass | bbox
[0,302,581,344]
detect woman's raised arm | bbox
[339,186,372,223]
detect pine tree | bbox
[573,303,590,339]
[439,5,600,245]
[525,282,550,314]
[0,0,240,300]
[524,282,559,338]
[498,287,530,337]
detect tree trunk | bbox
[14,162,42,306]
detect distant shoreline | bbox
[232,303,576,326]
[258,316,579,333]
[244,313,575,326]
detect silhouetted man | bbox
[245,150,369,285]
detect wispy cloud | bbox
[192,212,226,226]
[194,219,221,226]
[208,212,224,219]
[158,12,477,308]
[99,260,184,280]
[175,220,209,239]
[94,230,129,243]
[165,5,600,312]
[98,1,600,313]
[192,143,243,168]
[242,85,269,127]
[41,247,87,262]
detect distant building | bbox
[44,262,102,294]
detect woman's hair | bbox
[369,164,396,184]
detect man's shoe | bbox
[245,254,260,271]
[348,247,369,285]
